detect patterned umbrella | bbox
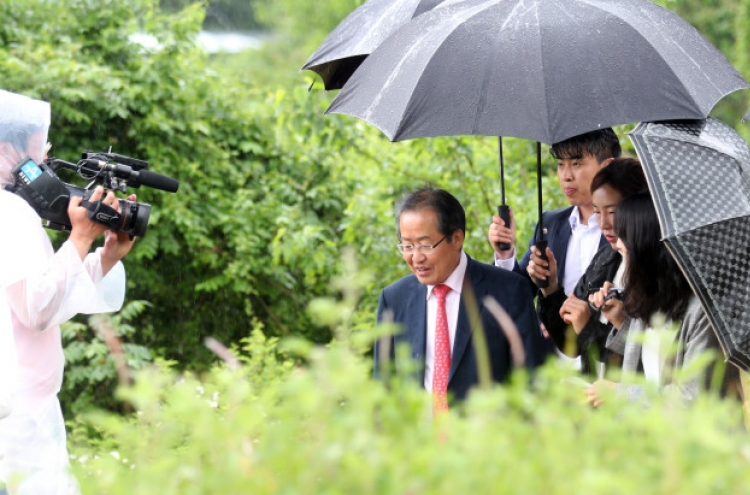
[629,118,750,371]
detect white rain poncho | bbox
[0,287,15,420]
[0,90,126,494]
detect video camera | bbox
[5,149,179,238]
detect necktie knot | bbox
[433,283,450,302]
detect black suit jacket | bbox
[515,207,608,296]
[374,255,544,402]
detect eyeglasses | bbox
[397,235,448,255]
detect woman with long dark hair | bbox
[585,192,739,405]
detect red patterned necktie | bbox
[432,283,451,415]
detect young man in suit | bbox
[374,186,544,408]
[488,128,621,298]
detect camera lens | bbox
[119,199,151,238]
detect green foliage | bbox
[69,329,750,494]
[253,0,364,49]
[657,0,749,124]
[62,301,154,416]
[161,0,260,31]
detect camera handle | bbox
[81,199,125,232]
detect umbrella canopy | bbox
[629,118,750,371]
[326,0,748,145]
[301,0,448,90]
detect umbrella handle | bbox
[534,237,549,289]
[496,204,511,251]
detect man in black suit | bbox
[488,129,621,299]
[374,186,543,405]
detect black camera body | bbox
[6,151,178,238]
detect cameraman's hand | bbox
[100,193,138,276]
[68,186,113,260]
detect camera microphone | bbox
[137,169,179,193]
[81,159,179,192]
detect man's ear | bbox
[452,229,465,250]
[601,157,614,167]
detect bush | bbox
[70,328,750,494]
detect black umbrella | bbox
[301,0,448,91]
[325,0,747,282]
[629,118,750,371]
[327,0,746,144]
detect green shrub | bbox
[69,328,750,494]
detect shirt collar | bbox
[426,251,468,299]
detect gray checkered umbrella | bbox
[629,118,750,370]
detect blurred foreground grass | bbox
[69,324,750,494]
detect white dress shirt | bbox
[561,207,601,295]
[424,251,467,391]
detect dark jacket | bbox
[374,255,545,402]
[538,244,622,375]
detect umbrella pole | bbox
[496,136,511,251]
[534,141,549,289]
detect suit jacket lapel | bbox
[404,281,428,378]
[449,257,482,382]
[551,210,573,284]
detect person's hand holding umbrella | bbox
[488,207,516,260]
[527,245,558,296]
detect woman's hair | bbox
[615,192,693,322]
[590,157,648,196]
